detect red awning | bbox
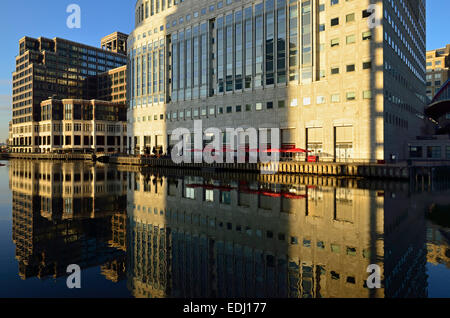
[284,148,311,153]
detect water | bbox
[0,159,450,298]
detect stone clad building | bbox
[127,0,427,161]
[37,98,127,154]
[11,33,128,153]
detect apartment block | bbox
[128,0,427,162]
[11,33,128,153]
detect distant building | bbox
[93,65,127,104]
[426,45,450,100]
[8,121,12,148]
[11,32,128,153]
[101,32,129,55]
[36,98,127,154]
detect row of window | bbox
[132,89,373,123]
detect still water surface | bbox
[0,159,449,298]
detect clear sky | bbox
[0,0,449,142]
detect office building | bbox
[95,65,128,104]
[426,45,450,100]
[36,98,127,153]
[127,0,427,161]
[11,33,128,153]
[101,32,129,55]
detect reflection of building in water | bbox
[126,172,427,298]
[101,210,128,283]
[427,223,450,270]
[9,160,128,280]
[382,190,428,298]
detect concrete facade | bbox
[35,98,128,154]
[127,0,427,162]
[426,44,450,100]
[11,34,128,153]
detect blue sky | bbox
[0,0,448,141]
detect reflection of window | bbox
[346,247,357,256]
[427,146,441,159]
[409,146,423,158]
[205,189,214,202]
[238,192,251,207]
[220,191,231,204]
[185,187,195,199]
[259,194,274,210]
[331,244,340,253]
[335,188,354,223]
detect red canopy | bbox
[263,148,283,153]
[284,148,311,153]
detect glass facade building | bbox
[128,0,427,161]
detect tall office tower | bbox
[127,0,427,161]
[11,33,128,153]
[426,45,450,100]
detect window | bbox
[205,189,214,202]
[346,13,355,22]
[221,191,231,204]
[331,244,340,253]
[331,17,339,26]
[363,90,372,99]
[331,38,340,47]
[316,96,325,104]
[331,94,340,103]
[409,146,423,158]
[255,103,263,111]
[427,146,442,159]
[290,99,298,107]
[363,61,372,69]
[278,100,285,108]
[331,67,340,74]
[362,31,372,41]
[346,64,355,72]
[347,247,357,256]
[266,102,273,109]
[346,34,356,44]
[346,92,356,101]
